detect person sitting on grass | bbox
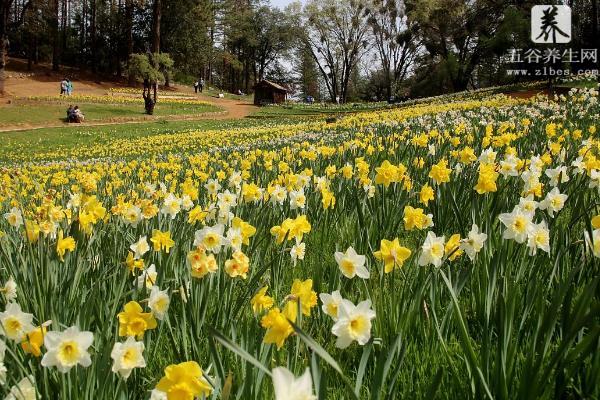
[72,105,85,123]
[66,105,76,122]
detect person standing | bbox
[60,78,67,95]
[194,81,199,93]
[199,78,204,93]
[67,79,73,96]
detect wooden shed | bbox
[254,80,287,105]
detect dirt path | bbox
[0,58,256,132]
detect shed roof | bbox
[256,79,288,92]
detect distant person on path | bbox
[66,79,73,96]
[194,81,199,93]
[60,78,67,95]
[199,78,204,93]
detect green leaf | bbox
[208,326,272,377]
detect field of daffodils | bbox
[0,88,599,399]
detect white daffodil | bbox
[122,205,142,227]
[0,339,6,385]
[331,299,376,349]
[572,157,585,175]
[135,264,158,289]
[226,227,243,251]
[460,224,488,261]
[110,336,146,380]
[143,182,157,197]
[319,290,351,321]
[499,154,519,177]
[194,224,226,253]
[363,184,375,198]
[334,247,369,279]
[149,389,168,400]
[217,190,238,209]
[545,166,569,186]
[67,192,82,210]
[539,187,568,218]
[290,241,306,265]
[498,207,532,243]
[418,232,445,267]
[1,277,17,302]
[528,155,544,173]
[181,195,194,211]
[3,207,23,228]
[41,326,94,373]
[589,169,600,191]
[272,367,316,400]
[228,171,242,188]
[216,207,234,225]
[4,375,37,400]
[518,195,538,218]
[0,303,34,341]
[147,286,170,320]
[130,236,150,259]
[160,193,182,219]
[314,176,328,191]
[479,147,497,164]
[289,189,307,210]
[204,179,221,196]
[297,173,311,188]
[270,185,287,206]
[585,229,600,258]
[527,221,550,256]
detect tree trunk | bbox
[61,0,67,60]
[79,0,86,70]
[0,36,7,96]
[208,25,214,85]
[592,0,599,96]
[27,33,34,70]
[52,0,60,71]
[244,58,249,94]
[126,0,134,84]
[152,0,161,53]
[1,0,12,96]
[90,0,97,72]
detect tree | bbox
[252,6,294,82]
[127,52,173,113]
[1,0,34,94]
[160,0,213,80]
[295,42,321,100]
[405,0,521,91]
[303,0,371,103]
[364,0,418,99]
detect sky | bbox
[269,0,303,10]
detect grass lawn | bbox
[0,100,222,127]
[554,80,598,89]
[202,86,254,102]
[0,116,306,162]
[249,102,392,118]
